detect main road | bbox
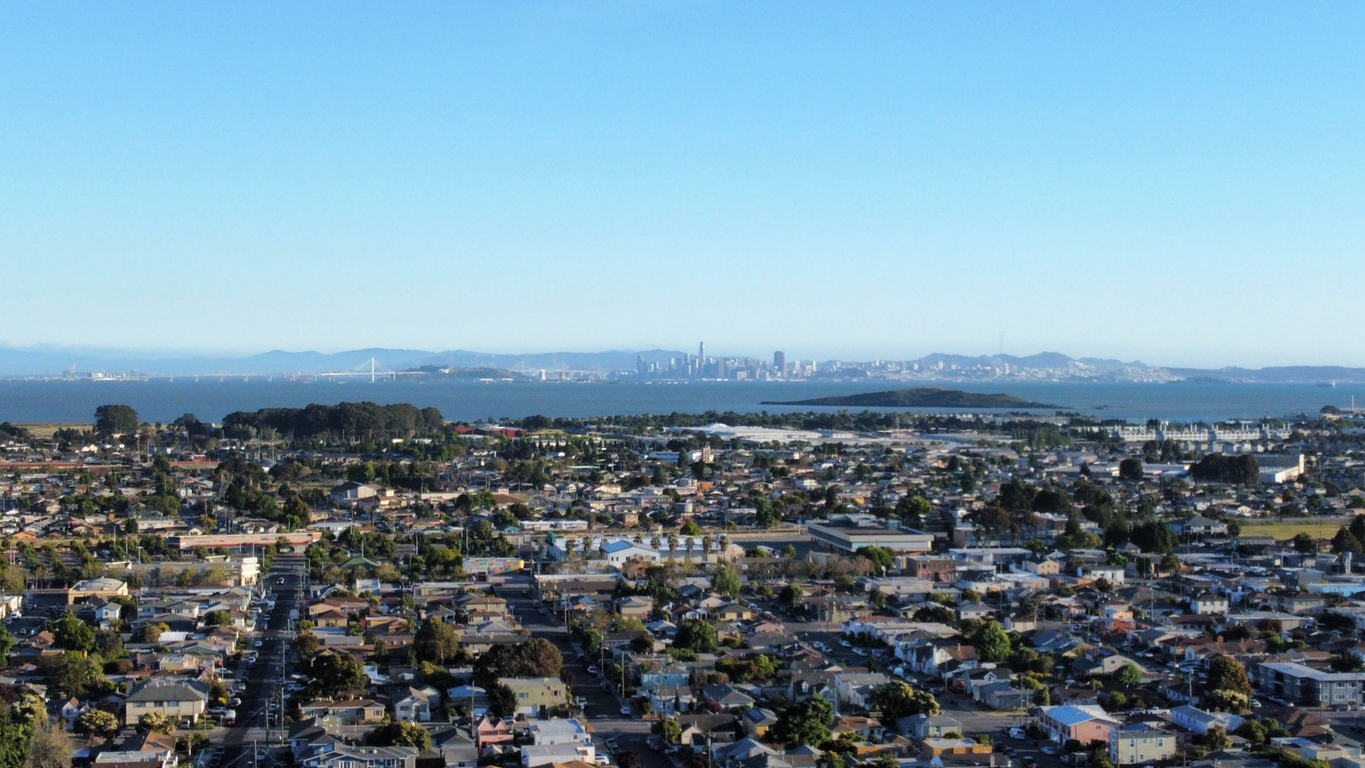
[214,554,308,768]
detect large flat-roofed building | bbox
[1257,661,1365,707]
[167,532,321,551]
[807,520,934,554]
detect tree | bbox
[973,620,1011,663]
[870,681,939,721]
[772,696,834,749]
[0,626,13,667]
[94,405,139,437]
[1333,526,1365,554]
[711,564,741,597]
[203,610,233,627]
[75,709,119,738]
[367,721,432,750]
[24,718,72,768]
[1207,656,1253,695]
[413,617,461,664]
[1118,458,1144,481]
[52,613,94,653]
[779,584,804,609]
[488,682,517,718]
[856,546,895,573]
[1201,725,1230,751]
[307,651,369,699]
[675,620,719,653]
[51,652,101,697]
[474,638,563,687]
[652,717,682,744]
[681,521,701,536]
[896,496,933,528]
[1293,533,1319,555]
[1159,553,1182,574]
[1114,663,1143,687]
[138,712,176,735]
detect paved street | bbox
[503,583,672,768]
[214,553,308,768]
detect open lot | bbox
[1240,520,1347,540]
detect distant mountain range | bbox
[0,343,1363,383]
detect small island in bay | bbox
[761,387,1059,409]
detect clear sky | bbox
[2,2,1363,368]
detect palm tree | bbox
[667,534,679,561]
[718,534,730,561]
[701,535,713,563]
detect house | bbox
[1170,705,1243,736]
[899,714,962,740]
[832,716,883,741]
[836,672,890,711]
[393,686,441,723]
[602,540,660,567]
[646,687,694,717]
[714,602,753,622]
[1037,705,1119,745]
[976,681,1033,711]
[123,679,209,726]
[330,482,381,507]
[703,684,756,711]
[503,678,571,717]
[1109,723,1177,766]
[93,750,178,768]
[957,602,993,621]
[521,745,595,768]
[527,719,592,747]
[1171,515,1229,539]
[1190,594,1230,615]
[474,716,515,751]
[616,596,654,621]
[297,700,386,725]
[301,744,418,768]
[741,708,779,738]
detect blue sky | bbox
[2,2,1363,367]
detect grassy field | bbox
[13,423,91,438]
[1239,520,1347,540]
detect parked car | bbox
[1041,747,1057,756]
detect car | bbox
[594,756,611,766]
[1041,747,1057,756]
[853,648,867,656]
[254,640,263,648]
[587,665,598,674]
[839,640,852,648]
[1010,728,1026,740]
[1250,699,1263,709]
[229,697,242,707]
[621,705,632,716]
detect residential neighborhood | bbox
[1,403,1365,768]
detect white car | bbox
[1041,747,1058,756]
[587,665,598,674]
[620,705,631,716]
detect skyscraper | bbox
[698,342,705,361]
[773,350,786,377]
